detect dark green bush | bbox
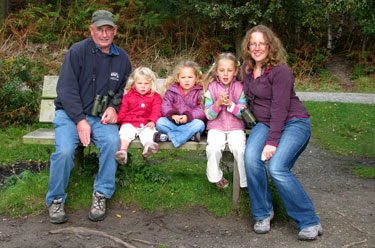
[0,56,47,127]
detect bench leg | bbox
[74,146,84,168]
[232,158,240,209]
[222,151,240,209]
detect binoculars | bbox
[241,108,257,128]
[91,95,109,117]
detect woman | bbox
[241,25,323,240]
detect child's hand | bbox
[172,115,181,124]
[172,115,187,124]
[215,91,228,108]
[223,98,233,107]
[145,121,155,129]
[179,115,188,124]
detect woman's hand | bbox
[262,145,276,161]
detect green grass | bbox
[1,101,375,216]
[350,166,375,179]
[0,170,48,216]
[295,69,374,93]
[295,69,342,92]
[0,123,54,165]
[354,77,375,93]
[304,101,375,157]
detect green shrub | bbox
[0,56,47,127]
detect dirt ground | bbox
[1,56,374,247]
[1,141,375,248]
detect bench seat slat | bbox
[23,128,213,150]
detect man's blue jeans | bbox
[156,117,205,148]
[244,118,320,230]
[46,110,120,207]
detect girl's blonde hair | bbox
[241,24,287,74]
[124,67,158,95]
[163,59,204,105]
[163,60,202,93]
[202,52,243,91]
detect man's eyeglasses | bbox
[94,27,115,35]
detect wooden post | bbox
[222,151,240,210]
[232,158,240,209]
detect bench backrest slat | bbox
[39,76,167,123]
[42,76,58,98]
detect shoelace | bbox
[93,195,105,210]
[52,202,63,213]
[256,219,268,226]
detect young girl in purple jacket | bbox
[155,60,206,148]
[203,52,248,189]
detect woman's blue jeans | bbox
[156,117,205,148]
[46,110,120,207]
[244,118,320,230]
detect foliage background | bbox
[0,0,374,126]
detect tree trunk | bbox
[234,21,244,59]
[327,15,333,50]
[0,0,9,29]
[332,13,346,50]
[295,7,301,49]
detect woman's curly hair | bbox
[241,24,287,74]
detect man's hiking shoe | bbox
[49,198,67,224]
[142,142,159,158]
[254,211,274,234]
[190,132,201,142]
[153,132,168,142]
[88,192,106,222]
[115,150,128,164]
[216,177,229,189]
[298,224,323,240]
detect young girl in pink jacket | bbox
[155,60,206,147]
[203,53,248,189]
[115,67,162,164]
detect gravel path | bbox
[297,92,375,104]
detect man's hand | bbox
[77,119,91,147]
[101,107,118,124]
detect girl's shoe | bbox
[216,177,229,189]
[142,142,159,158]
[190,132,201,142]
[115,150,127,164]
[153,132,168,142]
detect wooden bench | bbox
[23,76,241,209]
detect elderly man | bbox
[46,10,132,224]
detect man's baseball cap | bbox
[92,10,115,27]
